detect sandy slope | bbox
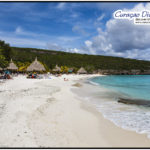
[0,74,150,147]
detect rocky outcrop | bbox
[97,69,150,75]
[118,98,150,107]
[98,69,130,75]
[130,70,141,75]
[141,70,150,75]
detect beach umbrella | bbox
[26,57,46,72]
[4,70,10,74]
[68,68,74,73]
[77,67,87,74]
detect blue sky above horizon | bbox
[0,2,150,60]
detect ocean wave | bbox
[83,93,150,139]
[88,80,99,86]
[96,103,150,138]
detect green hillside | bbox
[10,47,150,72]
[1,39,150,73]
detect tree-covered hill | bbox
[1,40,150,73]
[10,46,150,72]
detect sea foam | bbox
[85,76,150,139]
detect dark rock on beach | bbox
[118,98,150,107]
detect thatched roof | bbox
[52,65,61,72]
[77,67,87,74]
[7,59,18,70]
[26,57,46,72]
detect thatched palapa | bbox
[52,65,61,72]
[27,57,46,72]
[7,59,18,70]
[77,67,87,74]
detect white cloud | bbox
[57,36,80,42]
[66,48,80,53]
[0,35,46,48]
[15,26,40,38]
[70,13,79,18]
[56,3,66,10]
[72,25,89,36]
[85,40,92,47]
[0,30,81,53]
[46,42,80,54]
[106,19,150,52]
[46,43,63,51]
[15,26,22,34]
[0,26,81,52]
[97,13,105,21]
[70,48,79,53]
[83,3,150,60]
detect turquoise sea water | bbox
[90,75,150,100]
[85,75,150,138]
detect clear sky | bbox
[0,2,149,60]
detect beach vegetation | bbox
[85,65,95,74]
[0,55,8,69]
[17,62,30,72]
[0,40,11,61]
[61,66,69,73]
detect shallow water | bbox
[73,76,150,139]
[90,75,150,100]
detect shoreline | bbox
[79,100,150,147]
[70,76,150,147]
[0,74,150,147]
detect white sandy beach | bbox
[0,74,150,147]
